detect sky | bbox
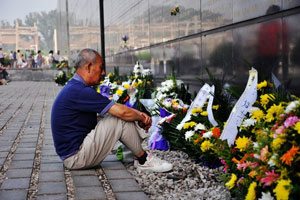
[0,0,57,25]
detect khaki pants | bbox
[64,114,146,169]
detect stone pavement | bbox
[0,82,149,200]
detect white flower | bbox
[176,123,184,131]
[195,123,206,131]
[258,192,274,200]
[241,118,256,128]
[176,80,183,86]
[253,142,258,148]
[203,131,213,138]
[163,101,172,108]
[142,69,152,76]
[58,71,64,76]
[248,106,260,116]
[254,154,260,160]
[268,154,277,167]
[185,130,195,141]
[285,100,299,114]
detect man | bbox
[51,49,172,172]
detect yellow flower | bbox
[273,179,291,200]
[97,87,100,93]
[147,81,151,85]
[116,89,123,96]
[183,121,197,129]
[265,104,284,122]
[132,82,138,87]
[201,140,213,152]
[191,108,202,115]
[251,110,264,121]
[272,137,286,150]
[257,80,267,90]
[245,182,257,200]
[225,173,237,189]
[235,136,250,151]
[260,94,275,109]
[212,105,219,110]
[200,111,208,116]
[294,122,300,134]
[124,84,130,89]
[113,81,117,85]
[108,73,113,77]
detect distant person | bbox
[16,50,23,68]
[13,51,17,68]
[49,50,54,68]
[25,49,32,68]
[0,67,9,81]
[9,51,14,68]
[36,50,43,68]
[53,50,61,65]
[255,5,287,81]
[0,48,4,67]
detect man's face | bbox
[88,56,105,86]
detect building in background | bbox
[56,0,300,95]
[0,20,39,52]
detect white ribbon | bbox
[181,83,211,124]
[220,69,258,146]
[207,85,218,127]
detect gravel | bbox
[124,141,231,200]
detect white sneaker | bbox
[134,153,173,173]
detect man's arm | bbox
[108,103,152,131]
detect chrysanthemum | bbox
[251,110,264,121]
[280,145,299,166]
[183,121,197,129]
[235,136,250,151]
[200,111,208,116]
[257,80,267,90]
[225,173,237,189]
[116,89,123,96]
[265,104,284,122]
[245,182,257,200]
[200,140,213,152]
[260,94,275,109]
[272,137,286,150]
[273,179,291,200]
[191,108,202,115]
[294,122,300,134]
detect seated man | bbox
[51,49,172,172]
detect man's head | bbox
[75,49,105,86]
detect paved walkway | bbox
[0,82,149,200]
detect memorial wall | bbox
[57,0,300,94]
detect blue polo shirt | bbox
[51,74,115,160]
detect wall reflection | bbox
[57,0,300,95]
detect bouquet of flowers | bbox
[54,70,68,86]
[215,80,300,199]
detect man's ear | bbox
[87,63,92,73]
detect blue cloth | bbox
[51,74,115,160]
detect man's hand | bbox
[138,112,152,132]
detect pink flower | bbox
[284,116,299,128]
[260,170,280,187]
[219,157,229,173]
[237,161,258,171]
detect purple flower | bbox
[284,116,299,128]
[100,85,111,98]
[121,35,129,42]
